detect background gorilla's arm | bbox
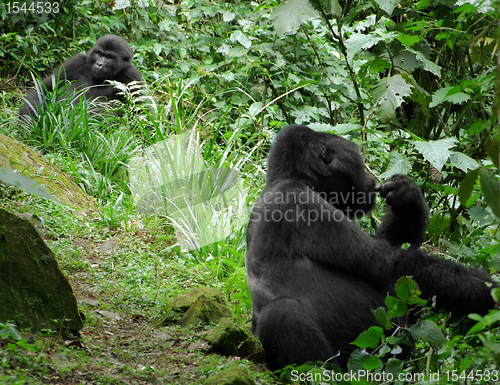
[376,174,429,247]
[18,59,81,117]
[114,64,142,84]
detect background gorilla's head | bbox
[267,125,377,216]
[88,35,133,80]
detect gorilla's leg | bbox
[256,298,340,371]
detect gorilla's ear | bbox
[320,146,334,163]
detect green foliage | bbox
[0,323,22,341]
[346,277,500,383]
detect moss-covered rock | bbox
[204,365,255,385]
[206,318,262,360]
[168,287,233,327]
[0,208,82,335]
[0,134,96,211]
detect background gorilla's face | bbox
[88,35,133,80]
[89,49,122,80]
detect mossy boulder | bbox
[168,287,232,327]
[204,366,255,385]
[0,133,96,211]
[206,318,263,360]
[0,208,82,335]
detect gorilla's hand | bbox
[376,175,429,247]
[379,175,428,215]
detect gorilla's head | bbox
[267,125,377,216]
[88,35,133,80]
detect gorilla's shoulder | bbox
[62,54,90,79]
[115,64,142,83]
[257,180,320,206]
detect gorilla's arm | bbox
[115,65,142,83]
[376,174,429,247]
[60,54,92,82]
[393,248,495,315]
[19,55,88,117]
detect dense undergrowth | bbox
[1,0,500,383]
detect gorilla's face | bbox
[317,134,377,217]
[88,35,133,81]
[265,125,376,218]
[89,48,122,80]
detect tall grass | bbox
[18,78,142,200]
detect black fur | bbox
[19,35,142,116]
[245,125,495,371]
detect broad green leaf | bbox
[360,352,383,370]
[309,123,335,132]
[231,31,251,49]
[345,33,384,65]
[458,168,480,207]
[248,102,263,118]
[486,138,499,168]
[385,359,403,375]
[371,307,393,329]
[349,350,383,371]
[430,86,470,108]
[409,320,446,345]
[314,0,342,15]
[271,0,318,36]
[375,0,398,15]
[114,0,130,10]
[412,137,457,171]
[489,247,500,271]
[0,323,22,341]
[395,276,427,306]
[352,326,384,349]
[0,167,54,201]
[380,151,411,179]
[449,151,480,172]
[396,34,421,47]
[469,205,495,225]
[412,50,442,77]
[456,0,494,13]
[153,43,162,55]
[416,0,432,9]
[466,319,486,336]
[385,295,407,317]
[393,51,420,72]
[373,74,413,123]
[479,167,500,219]
[427,183,457,195]
[220,10,235,22]
[333,123,363,134]
[492,287,500,303]
[309,123,362,134]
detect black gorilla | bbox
[19,35,142,117]
[245,125,495,371]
